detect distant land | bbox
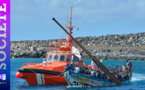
[11,32,145,61]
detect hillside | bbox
[11,32,145,60]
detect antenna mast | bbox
[67,6,73,50]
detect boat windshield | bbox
[48,54,53,61]
[53,55,59,61]
[66,55,71,62]
[60,55,65,61]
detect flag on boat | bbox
[72,46,81,60]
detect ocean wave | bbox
[132,73,145,82]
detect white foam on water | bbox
[131,73,145,82]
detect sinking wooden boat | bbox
[64,70,132,87]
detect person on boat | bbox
[101,71,106,80]
[126,60,129,68]
[122,64,126,71]
[118,74,123,81]
[65,63,71,71]
[107,65,111,70]
[91,60,97,71]
[70,64,74,71]
[116,65,119,70]
[64,64,74,75]
[106,75,110,80]
[98,69,102,78]
[114,65,120,74]
[80,66,85,74]
[125,73,129,80]
[119,66,122,72]
[122,72,125,80]
[84,66,89,74]
[83,65,88,74]
[115,74,118,79]
[63,64,71,76]
[128,61,133,72]
[88,66,92,75]
[95,69,99,78]
[74,65,80,73]
[109,68,112,73]
[65,64,74,71]
[107,65,113,73]
[43,58,47,67]
[90,70,96,77]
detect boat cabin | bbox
[46,51,83,66]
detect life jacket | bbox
[106,75,110,79]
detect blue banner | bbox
[0,0,10,90]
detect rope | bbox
[60,33,66,40]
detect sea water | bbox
[10,59,145,90]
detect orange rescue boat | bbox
[16,6,84,85]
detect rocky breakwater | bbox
[11,32,145,61]
[11,39,58,58]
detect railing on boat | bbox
[22,62,40,67]
[50,40,81,51]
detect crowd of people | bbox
[65,60,133,81]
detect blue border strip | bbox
[0,0,10,90]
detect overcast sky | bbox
[11,0,145,41]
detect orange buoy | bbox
[16,72,22,78]
[88,65,91,69]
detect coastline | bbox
[11,55,145,61]
[11,32,145,61]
